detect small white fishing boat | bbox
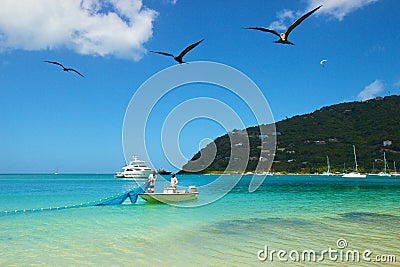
[139,186,198,203]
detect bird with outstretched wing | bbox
[245,5,322,45]
[44,61,84,77]
[151,39,204,64]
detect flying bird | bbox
[320,59,328,67]
[44,61,84,77]
[150,39,204,64]
[245,5,322,45]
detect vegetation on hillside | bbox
[181,95,400,174]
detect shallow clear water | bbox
[1,174,399,266]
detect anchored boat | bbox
[377,152,391,177]
[115,155,153,179]
[157,168,172,175]
[342,145,366,178]
[139,186,198,203]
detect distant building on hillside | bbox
[383,140,392,146]
[314,140,326,145]
[259,131,281,139]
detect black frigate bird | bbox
[44,61,84,77]
[245,5,322,45]
[150,39,204,64]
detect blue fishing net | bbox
[95,183,149,206]
[2,182,150,216]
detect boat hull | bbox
[157,169,172,175]
[320,172,334,176]
[342,172,367,178]
[139,192,198,203]
[157,171,172,175]
[115,170,153,179]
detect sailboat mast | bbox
[383,152,387,173]
[326,156,331,173]
[353,145,358,171]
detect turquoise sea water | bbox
[1,174,399,266]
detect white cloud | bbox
[306,0,379,21]
[268,0,380,31]
[394,80,400,87]
[358,79,384,101]
[268,9,296,31]
[0,0,158,60]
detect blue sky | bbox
[1,0,399,173]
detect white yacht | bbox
[115,156,153,179]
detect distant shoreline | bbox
[0,173,115,175]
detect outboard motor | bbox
[188,186,197,193]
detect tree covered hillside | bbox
[181,95,400,174]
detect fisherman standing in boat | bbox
[147,171,157,193]
[170,173,178,188]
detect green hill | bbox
[181,95,400,174]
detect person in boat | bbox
[147,171,157,193]
[170,173,178,188]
